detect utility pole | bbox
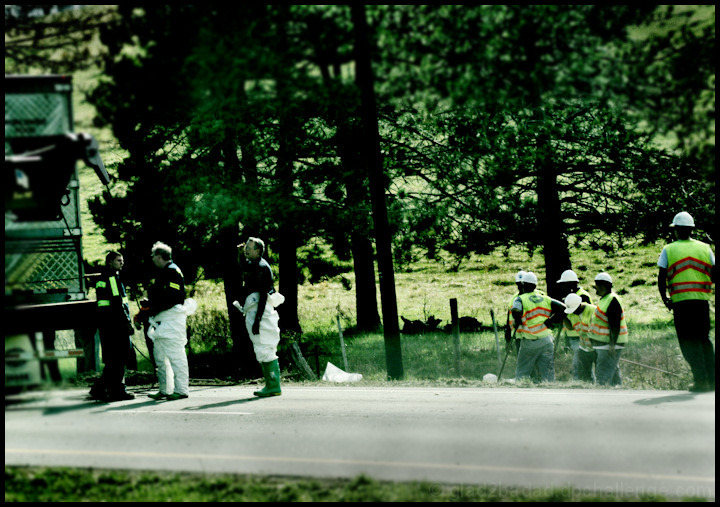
[351,4,403,380]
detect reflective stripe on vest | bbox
[565,287,592,337]
[666,240,713,303]
[517,292,553,339]
[589,293,628,344]
[97,276,123,308]
[578,304,597,351]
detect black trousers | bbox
[673,300,715,387]
[97,326,131,395]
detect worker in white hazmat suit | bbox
[232,237,284,397]
[139,242,195,401]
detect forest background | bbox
[5,5,715,383]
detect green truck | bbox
[5,74,110,390]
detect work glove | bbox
[133,304,150,330]
[504,326,512,343]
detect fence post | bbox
[490,308,502,371]
[450,298,461,376]
[337,315,349,372]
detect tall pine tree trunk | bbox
[536,136,571,299]
[352,4,403,379]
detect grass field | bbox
[9,465,706,502]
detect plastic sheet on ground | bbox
[322,362,363,383]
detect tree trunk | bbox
[352,4,403,379]
[337,120,381,332]
[223,128,262,379]
[350,231,381,331]
[536,139,571,299]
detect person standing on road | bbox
[556,269,593,379]
[563,293,597,383]
[657,211,715,392]
[89,251,135,402]
[143,242,196,401]
[511,271,566,382]
[233,237,284,397]
[589,272,627,386]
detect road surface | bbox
[5,385,715,499]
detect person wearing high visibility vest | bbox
[556,269,593,379]
[589,272,627,386]
[657,211,715,392]
[144,242,197,401]
[511,271,566,382]
[563,293,597,383]
[89,251,135,401]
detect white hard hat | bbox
[564,293,582,314]
[594,272,613,285]
[515,270,527,283]
[670,211,695,228]
[557,269,579,283]
[523,271,538,285]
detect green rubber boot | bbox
[253,359,282,397]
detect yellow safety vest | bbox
[517,291,553,339]
[589,293,628,344]
[577,304,596,351]
[665,239,713,303]
[564,287,592,337]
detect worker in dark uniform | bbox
[89,251,135,401]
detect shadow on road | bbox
[633,393,698,405]
[183,397,264,411]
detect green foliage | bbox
[6,466,698,501]
[5,5,714,340]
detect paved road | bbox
[5,386,715,499]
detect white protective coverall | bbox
[148,298,197,396]
[242,292,284,363]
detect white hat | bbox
[564,293,582,314]
[594,272,613,285]
[515,270,527,283]
[557,269,579,283]
[670,211,695,228]
[523,271,538,285]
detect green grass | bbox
[5,466,707,502]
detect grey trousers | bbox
[516,336,555,382]
[595,348,622,386]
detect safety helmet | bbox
[594,272,613,285]
[564,293,582,314]
[556,269,579,283]
[515,270,527,283]
[523,271,538,285]
[670,211,695,228]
